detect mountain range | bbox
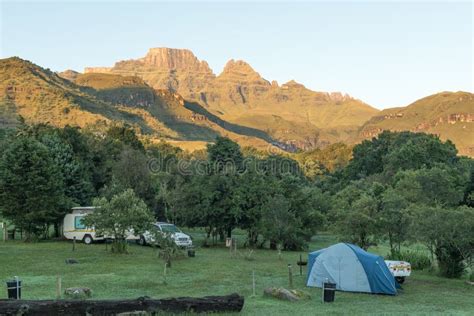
[1,48,473,156]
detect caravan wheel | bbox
[83,235,93,245]
[395,276,405,284]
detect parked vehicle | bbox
[137,222,192,248]
[63,207,138,244]
[63,207,102,244]
[385,260,412,284]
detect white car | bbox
[137,222,192,248]
[385,260,412,284]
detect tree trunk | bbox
[0,294,244,315]
[112,239,128,253]
[44,224,51,239]
[388,233,394,257]
[270,240,277,250]
[247,230,258,248]
[53,222,60,238]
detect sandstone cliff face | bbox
[87,48,212,74]
[84,67,111,74]
[141,48,213,73]
[85,48,215,95]
[210,59,272,105]
[83,48,372,109]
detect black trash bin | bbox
[6,279,21,299]
[322,282,336,303]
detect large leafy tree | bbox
[38,132,94,236]
[275,175,325,245]
[203,137,243,239]
[207,174,240,239]
[173,175,214,242]
[413,205,474,278]
[379,188,411,256]
[335,193,380,250]
[332,181,384,250]
[207,136,243,173]
[295,142,352,178]
[174,139,324,250]
[175,174,239,241]
[260,194,300,252]
[459,157,474,207]
[109,148,156,209]
[346,131,458,181]
[84,189,153,253]
[39,133,94,205]
[383,135,457,175]
[233,165,274,246]
[0,136,65,239]
[393,166,467,207]
[106,124,145,152]
[85,132,118,193]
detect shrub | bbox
[153,233,183,268]
[386,249,432,270]
[435,246,465,278]
[413,205,474,278]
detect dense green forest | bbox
[0,123,473,278]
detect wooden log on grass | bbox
[0,293,244,315]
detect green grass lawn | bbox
[0,234,473,315]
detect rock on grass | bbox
[64,287,92,299]
[263,287,311,302]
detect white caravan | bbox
[63,207,139,244]
[63,207,103,244]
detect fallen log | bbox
[0,293,244,315]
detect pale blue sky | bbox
[1,1,472,109]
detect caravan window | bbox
[74,216,86,229]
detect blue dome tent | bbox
[306,243,397,295]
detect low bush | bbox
[386,249,432,270]
[435,246,465,278]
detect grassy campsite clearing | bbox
[0,234,473,315]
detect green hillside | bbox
[0,58,280,151]
[73,72,281,147]
[0,57,163,134]
[359,91,474,156]
[3,57,471,155]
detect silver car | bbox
[137,222,192,247]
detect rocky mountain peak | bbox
[58,69,80,82]
[221,59,256,74]
[140,47,213,74]
[327,92,353,102]
[218,59,268,84]
[282,80,306,89]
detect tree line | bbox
[0,123,473,278]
